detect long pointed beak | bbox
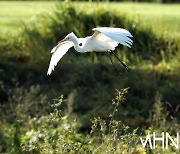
[57,38,66,44]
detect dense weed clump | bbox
[0,87,179,153]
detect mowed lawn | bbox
[76,2,180,39]
[0,1,56,35]
[115,3,180,38]
[0,1,180,38]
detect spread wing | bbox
[91,31,118,49]
[47,41,73,75]
[92,27,133,48]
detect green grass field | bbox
[0,2,180,38]
[77,2,180,38]
[0,1,56,35]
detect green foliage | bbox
[0,87,179,153]
[0,1,180,153]
[148,93,180,133]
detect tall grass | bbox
[0,87,179,153]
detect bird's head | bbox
[57,32,76,44]
[65,32,76,41]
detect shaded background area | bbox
[0,1,180,153]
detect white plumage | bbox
[47,27,133,75]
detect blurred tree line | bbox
[77,0,180,3]
[0,0,179,3]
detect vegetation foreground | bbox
[0,2,179,153]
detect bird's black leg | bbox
[106,51,121,77]
[111,50,130,72]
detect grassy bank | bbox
[0,1,56,35]
[76,2,180,39]
[0,2,180,38]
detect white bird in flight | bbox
[47,27,133,75]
